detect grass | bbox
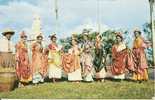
[0,68,154,99]
[0,80,154,99]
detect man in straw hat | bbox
[0,28,15,68]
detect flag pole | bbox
[97,0,101,34]
[55,0,58,33]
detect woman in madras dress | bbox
[93,35,106,82]
[15,31,32,87]
[48,34,62,83]
[81,32,94,82]
[31,34,48,84]
[67,38,82,82]
[111,32,135,80]
[132,29,149,83]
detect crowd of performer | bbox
[0,28,151,87]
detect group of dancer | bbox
[0,28,150,87]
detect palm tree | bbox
[148,0,155,66]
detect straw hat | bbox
[2,28,15,36]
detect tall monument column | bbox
[30,14,42,41]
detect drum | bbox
[0,52,16,68]
[0,72,17,92]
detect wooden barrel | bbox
[0,52,16,68]
[0,72,17,92]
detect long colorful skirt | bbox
[83,65,94,82]
[68,68,82,81]
[32,72,44,84]
[95,67,106,79]
[132,68,148,81]
[48,64,62,79]
[113,73,125,79]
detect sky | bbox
[0,0,154,43]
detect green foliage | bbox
[60,37,72,53]
[60,26,154,66]
[143,22,152,41]
[59,29,117,55]
[143,20,155,41]
[101,30,116,55]
[142,21,155,66]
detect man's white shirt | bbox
[0,36,15,54]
